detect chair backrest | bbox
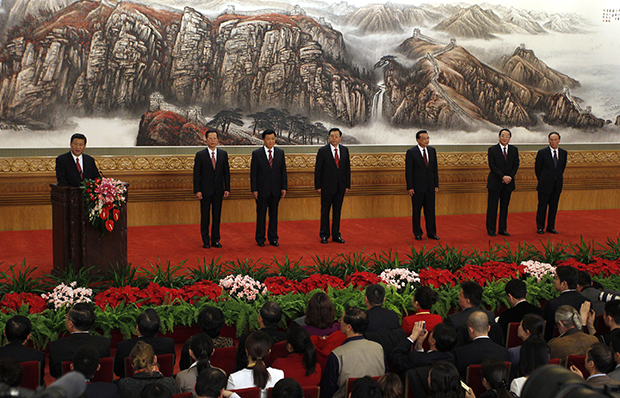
[172,394,193,398]
[19,361,40,391]
[548,358,562,366]
[266,341,289,367]
[566,354,590,378]
[466,362,511,398]
[125,353,175,377]
[506,322,521,348]
[345,375,383,397]
[63,357,114,383]
[211,346,238,376]
[230,387,261,398]
[302,385,320,398]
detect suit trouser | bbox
[200,193,223,244]
[255,193,280,243]
[320,190,345,239]
[536,188,562,230]
[411,191,436,237]
[486,187,512,234]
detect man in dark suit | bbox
[0,315,46,386]
[497,279,544,339]
[73,346,121,397]
[365,284,400,332]
[250,129,288,247]
[454,311,510,378]
[389,322,456,373]
[55,133,101,187]
[535,132,567,234]
[314,128,351,244]
[405,130,439,240]
[113,308,175,378]
[543,266,588,341]
[445,281,496,331]
[48,303,111,378]
[193,130,230,248]
[570,343,620,388]
[486,128,519,236]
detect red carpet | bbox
[1,209,620,276]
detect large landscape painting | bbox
[0,0,618,147]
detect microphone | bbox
[31,372,86,398]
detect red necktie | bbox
[268,149,273,168]
[76,158,83,179]
[503,146,507,161]
[423,148,428,167]
[334,148,339,168]
[211,151,216,169]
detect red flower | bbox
[0,293,47,314]
[453,262,523,286]
[419,268,456,289]
[112,208,120,221]
[105,220,114,232]
[100,207,109,220]
[264,276,302,295]
[299,274,345,293]
[345,271,381,290]
[179,281,223,304]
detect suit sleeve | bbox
[250,151,258,192]
[314,148,323,190]
[488,147,505,179]
[281,150,288,191]
[90,157,101,180]
[193,153,202,194]
[509,147,520,178]
[55,156,69,185]
[405,150,414,190]
[535,150,543,179]
[223,152,231,192]
[344,147,351,189]
[560,149,568,174]
[432,148,439,188]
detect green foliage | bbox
[405,245,437,271]
[599,237,620,260]
[498,241,534,264]
[219,298,262,336]
[226,258,268,281]
[94,303,140,338]
[432,244,469,271]
[310,254,346,279]
[531,240,570,264]
[372,250,401,273]
[468,245,502,266]
[140,258,189,288]
[383,286,415,320]
[268,255,309,281]
[568,237,598,264]
[189,255,226,283]
[433,285,461,318]
[337,251,373,273]
[272,292,307,323]
[524,275,558,305]
[104,262,147,287]
[45,264,103,291]
[482,280,509,311]
[0,260,45,294]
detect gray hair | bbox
[555,305,582,329]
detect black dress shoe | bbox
[320,237,328,244]
[212,241,222,248]
[270,241,279,247]
[429,235,440,240]
[499,231,510,236]
[488,232,496,237]
[257,242,265,247]
[333,237,345,244]
[415,235,422,241]
[203,243,210,248]
[547,229,558,234]
[537,229,544,234]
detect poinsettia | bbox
[455,262,523,286]
[557,257,620,277]
[299,274,345,293]
[179,281,223,304]
[419,268,456,288]
[264,276,302,295]
[0,292,47,314]
[94,286,142,309]
[345,271,382,290]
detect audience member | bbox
[271,378,303,398]
[401,286,442,335]
[428,361,474,398]
[48,303,111,378]
[543,266,588,341]
[235,301,286,371]
[117,341,178,398]
[569,343,620,388]
[0,315,46,385]
[599,300,620,346]
[378,373,403,398]
[72,346,120,398]
[445,281,498,346]
[140,384,173,398]
[320,307,386,398]
[227,331,284,398]
[114,308,175,378]
[479,359,516,398]
[0,357,23,387]
[389,322,456,373]
[297,292,340,336]
[607,333,620,381]
[272,325,321,386]
[365,284,400,332]
[180,306,233,371]
[454,311,509,378]
[177,334,221,397]
[577,271,604,316]
[548,305,598,366]
[196,368,240,398]
[510,337,549,396]
[497,279,543,339]
[508,313,545,371]
[350,376,383,398]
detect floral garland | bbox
[81,178,127,234]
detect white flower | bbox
[41,281,93,310]
[520,260,556,282]
[379,269,420,292]
[218,275,265,301]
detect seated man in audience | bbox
[543,266,588,341]
[598,300,620,346]
[445,281,496,330]
[235,301,286,370]
[577,271,605,316]
[607,334,620,381]
[272,378,304,398]
[497,279,543,339]
[569,343,620,388]
[72,345,120,398]
[454,311,509,378]
[389,321,456,373]
[0,315,46,386]
[195,368,240,398]
[549,305,599,366]
[49,303,111,378]
[321,307,386,398]
[114,308,175,377]
[180,306,234,371]
[365,284,400,332]
[0,357,23,387]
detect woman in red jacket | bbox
[272,326,321,386]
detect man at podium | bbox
[56,133,100,187]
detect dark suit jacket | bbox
[366,306,401,333]
[497,301,544,338]
[487,144,519,191]
[193,148,231,196]
[445,306,496,331]
[113,336,176,377]
[81,382,121,398]
[405,146,438,193]
[543,290,588,341]
[250,146,287,196]
[0,343,46,385]
[48,333,111,378]
[454,337,510,378]
[314,144,351,195]
[535,147,567,193]
[389,339,454,373]
[55,152,101,187]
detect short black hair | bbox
[272,378,303,398]
[605,300,620,324]
[416,130,428,140]
[588,343,615,374]
[140,383,173,398]
[431,323,457,352]
[206,129,218,138]
[4,315,32,344]
[0,357,23,387]
[461,281,483,306]
[556,266,579,289]
[71,133,87,144]
[577,271,592,288]
[137,308,161,338]
[521,313,545,338]
[414,286,439,310]
[198,306,226,338]
[68,303,96,331]
[262,129,276,139]
[196,368,227,398]
[365,284,385,306]
[328,128,342,137]
[351,376,383,398]
[548,132,561,139]
[260,301,282,328]
[72,345,100,379]
[505,279,527,300]
[499,128,511,137]
[343,307,369,334]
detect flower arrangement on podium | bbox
[81,177,127,234]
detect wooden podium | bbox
[50,184,128,276]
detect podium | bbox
[50,184,128,276]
